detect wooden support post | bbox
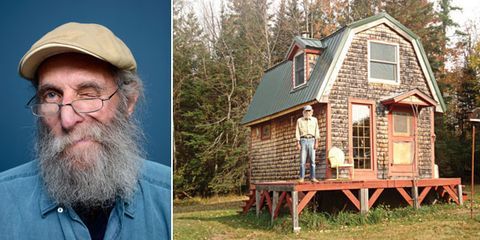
[457,184,463,205]
[255,190,260,217]
[271,191,278,224]
[292,191,300,232]
[412,185,420,209]
[360,188,369,214]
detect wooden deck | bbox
[241,178,463,232]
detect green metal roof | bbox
[294,36,324,49]
[241,13,446,125]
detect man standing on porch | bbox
[295,105,320,183]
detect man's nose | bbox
[59,104,84,131]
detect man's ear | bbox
[127,93,139,116]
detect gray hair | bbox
[114,69,144,109]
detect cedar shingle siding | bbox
[329,23,433,179]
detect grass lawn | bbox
[174,186,480,240]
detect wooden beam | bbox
[342,189,360,210]
[368,188,384,208]
[457,184,464,205]
[274,191,287,219]
[417,186,432,206]
[443,185,460,204]
[271,191,278,224]
[264,191,273,214]
[242,190,256,213]
[396,187,413,206]
[412,185,419,209]
[285,192,293,216]
[360,188,369,213]
[298,191,317,214]
[255,190,261,217]
[292,191,301,232]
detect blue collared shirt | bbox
[0,159,171,239]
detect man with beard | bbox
[0,23,171,239]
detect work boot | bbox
[311,178,319,183]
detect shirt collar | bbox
[38,180,139,219]
[39,182,58,218]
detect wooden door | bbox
[388,108,417,177]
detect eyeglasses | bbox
[26,88,119,117]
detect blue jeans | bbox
[300,138,316,179]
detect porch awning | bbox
[381,89,437,108]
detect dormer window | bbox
[293,51,319,88]
[368,41,399,84]
[294,52,305,87]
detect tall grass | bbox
[258,203,464,232]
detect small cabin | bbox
[241,13,446,183]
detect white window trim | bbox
[367,40,400,85]
[293,51,307,88]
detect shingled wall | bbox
[328,23,434,179]
[249,104,328,183]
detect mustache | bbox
[53,125,103,150]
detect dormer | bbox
[286,36,324,89]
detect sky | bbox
[451,0,480,28]
[193,0,480,35]
[0,0,171,171]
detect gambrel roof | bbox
[241,13,446,126]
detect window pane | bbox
[261,124,271,139]
[393,112,412,135]
[295,53,305,86]
[352,105,370,125]
[370,42,396,62]
[370,62,396,81]
[352,104,371,169]
[393,142,413,164]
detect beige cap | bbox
[303,105,313,111]
[19,22,136,80]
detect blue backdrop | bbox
[0,0,171,171]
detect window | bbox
[393,112,412,136]
[351,104,372,169]
[261,123,271,140]
[294,52,305,87]
[369,41,398,83]
[391,111,414,165]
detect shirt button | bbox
[57,207,64,213]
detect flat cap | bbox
[19,22,136,80]
[303,105,313,111]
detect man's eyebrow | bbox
[76,81,105,92]
[37,83,62,96]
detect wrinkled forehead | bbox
[35,53,116,89]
